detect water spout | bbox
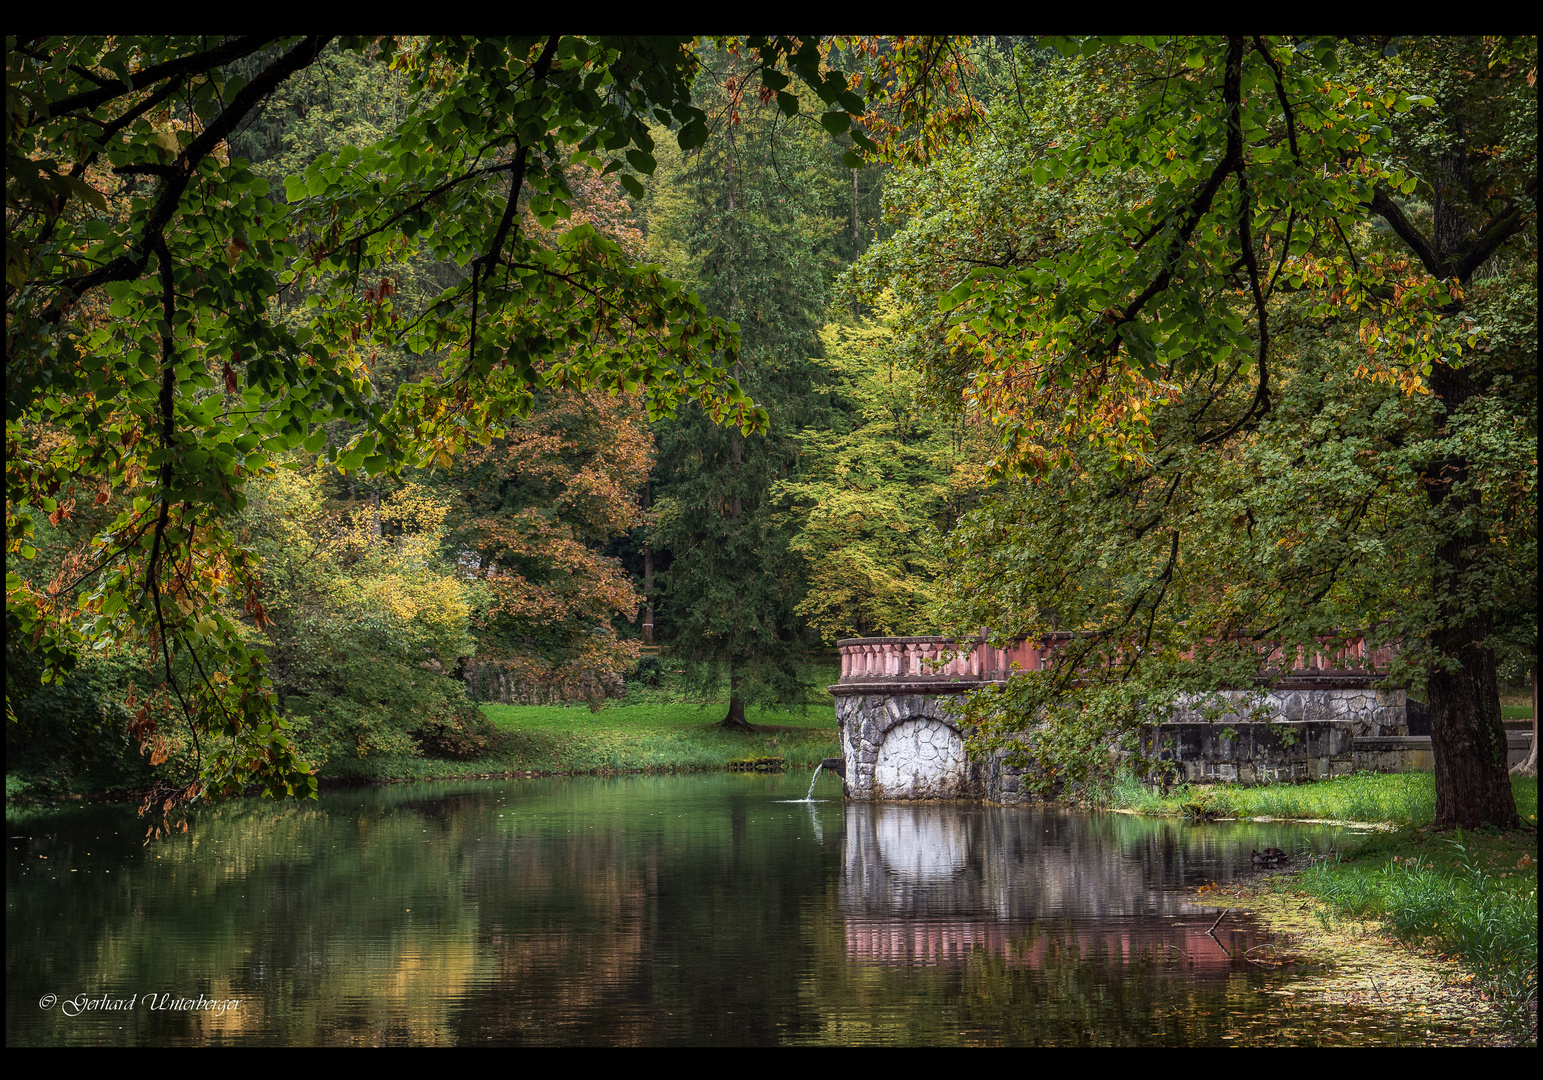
[804,763,825,801]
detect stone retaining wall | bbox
[833,691,1034,803]
[835,693,973,800]
[834,676,1420,803]
[1353,732,1534,774]
[1168,687,1407,736]
[1139,721,1356,784]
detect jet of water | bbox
[804,762,825,801]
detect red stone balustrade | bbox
[836,635,1046,682]
[836,633,1399,685]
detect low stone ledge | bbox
[1354,732,1533,773]
[832,673,1392,692]
[1353,733,1532,750]
[829,679,1002,697]
[1353,736,1436,750]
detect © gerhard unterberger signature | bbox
[42,992,242,1017]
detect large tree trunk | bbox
[1427,605,1520,829]
[1425,365,1521,829]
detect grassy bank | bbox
[5,670,843,798]
[1109,772,1538,1044]
[1105,770,1538,825]
[319,699,840,784]
[1293,826,1538,1042]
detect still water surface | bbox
[7,772,1430,1045]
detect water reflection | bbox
[4,777,1441,1046]
[841,804,1282,976]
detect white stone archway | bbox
[872,718,970,800]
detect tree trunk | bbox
[725,119,738,317]
[719,661,754,730]
[642,544,654,645]
[720,694,753,731]
[852,167,861,320]
[642,481,654,644]
[1410,101,1522,828]
[1428,607,1520,829]
[1425,364,1521,829]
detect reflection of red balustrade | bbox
[841,916,1259,974]
[836,632,1399,683]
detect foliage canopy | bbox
[860,36,1535,828]
[4,35,869,804]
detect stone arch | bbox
[872,716,970,799]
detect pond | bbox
[3,772,1440,1045]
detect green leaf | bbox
[677,119,709,151]
[939,280,977,313]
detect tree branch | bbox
[40,36,331,309]
[1367,186,1443,277]
[42,36,281,118]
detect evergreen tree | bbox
[643,53,850,727]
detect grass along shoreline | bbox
[318,699,841,785]
[1107,772,1538,1045]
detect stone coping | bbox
[831,674,1392,692]
[829,679,1004,696]
[835,635,1071,646]
[1354,733,1534,750]
[1260,675,1389,689]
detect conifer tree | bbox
[644,53,850,727]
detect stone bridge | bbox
[830,633,1416,802]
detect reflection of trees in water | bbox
[803,914,1429,1046]
[458,830,659,1045]
[12,778,1395,1046]
[9,797,490,1045]
[450,777,844,1045]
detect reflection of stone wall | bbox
[838,802,1306,923]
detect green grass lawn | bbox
[318,697,841,784]
[480,700,840,772]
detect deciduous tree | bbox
[5,35,866,803]
[870,36,1535,828]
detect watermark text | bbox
[39,991,242,1017]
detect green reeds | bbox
[1301,834,1538,1044]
